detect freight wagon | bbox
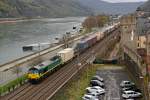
[57,48,74,63]
[75,34,97,53]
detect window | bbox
[138,36,140,40]
[138,43,140,47]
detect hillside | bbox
[77,0,145,14]
[139,0,150,11]
[0,0,145,18]
[0,0,93,18]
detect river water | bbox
[0,17,85,65]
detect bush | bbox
[0,74,27,95]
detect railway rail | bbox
[1,29,120,100]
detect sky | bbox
[102,0,148,3]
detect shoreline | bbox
[0,18,42,24]
[0,16,86,24]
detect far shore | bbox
[0,16,86,24]
[0,17,43,24]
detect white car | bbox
[86,86,104,91]
[86,86,105,95]
[120,81,135,87]
[86,92,99,97]
[122,90,142,99]
[82,94,99,100]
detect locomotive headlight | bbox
[28,74,40,79]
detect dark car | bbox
[91,75,104,82]
[121,86,141,93]
[90,80,104,88]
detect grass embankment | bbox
[0,74,27,95]
[52,65,101,100]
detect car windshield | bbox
[84,96,91,99]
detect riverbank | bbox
[0,17,86,24]
[0,18,43,24]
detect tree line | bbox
[82,15,109,32]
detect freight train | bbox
[28,23,120,83]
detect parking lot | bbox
[95,65,142,100]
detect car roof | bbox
[84,94,93,97]
[93,75,102,78]
[91,80,103,83]
[124,90,135,93]
[122,80,131,83]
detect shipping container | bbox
[95,32,101,41]
[76,40,88,52]
[57,48,74,63]
[95,32,104,41]
[76,34,97,53]
[86,35,97,47]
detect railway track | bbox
[1,29,120,100]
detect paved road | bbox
[96,66,142,100]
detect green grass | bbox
[0,74,27,95]
[52,65,101,100]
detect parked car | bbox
[82,94,99,100]
[86,86,105,95]
[90,80,104,88]
[120,81,135,88]
[122,90,142,99]
[86,86,104,91]
[91,75,104,82]
[86,92,100,97]
[121,86,141,93]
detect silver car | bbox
[122,90,142,99]
[120,81,135,87]
[86,86,105,95]
[82,94,99,100]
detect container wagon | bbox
[76,34,97,53]
[57,48,74,63]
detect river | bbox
[0,17,85,65]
